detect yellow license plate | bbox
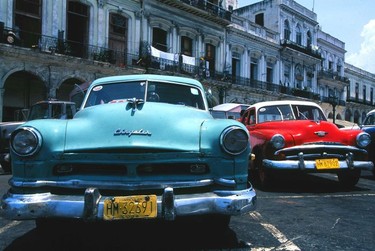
[315,158,340,169]
[103,195,157,220]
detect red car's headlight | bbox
[11,127,42,156]
[270,134,285,149]
[220,126,249,155]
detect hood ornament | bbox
[314,131,328,137]
[127,98,144,111]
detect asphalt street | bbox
[1,167,375,251]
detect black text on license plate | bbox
[316,158,339,169]
[103,195,157,220]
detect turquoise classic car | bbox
[1,74,256,229]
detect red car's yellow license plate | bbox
[103,195,157,220]
[315,158,340,169]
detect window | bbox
[284,20,290,41]
[205,43,216,76]
[232,52,240,80]
[153,28,167,52]
[14,0,42,47]
[108,13,128,65]
[255,13,264,26]
[355,83,359,100]
[266,63,273,83]
[181,36,192,56]
[328,61,333,71]
[363,85,367,102]
[296,25,302,45]
[307,31,312,48]
[250,57,258,80]
[67,1,89,57]
[295,65,303,88]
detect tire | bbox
[337,169,361,188]
[201,214,231,230]
[253,153,273,190]
[35,218,83,232]
[0,161,11,173]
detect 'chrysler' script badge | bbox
[314,131,328,137]
[114,129,152,137]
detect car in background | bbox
[327,118,360,130]
[239,100,373,189]
[1,74,256,230]
[360,109,375,176]
[210,103,250,119]
[0,100,76,173]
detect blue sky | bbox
[237,0,375,74]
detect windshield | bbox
[258,104,326,123]
[28,103,51,120]
[84,80,206,110]
[363,113,375,125]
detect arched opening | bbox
[56,78,85,101]
[2,71,45,121]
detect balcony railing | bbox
[281,39,321,59]
[160,0,232,22]
[318,70,350,83]
[347,97,374,106]
[0,26,139,67]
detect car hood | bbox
[254,120,362,145]
[64,102,213,152]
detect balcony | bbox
[0,26,139,67]
[318,70,350,83]
[156,0,232,25]
[280,39,321,59]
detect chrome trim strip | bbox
[9,178,215,190]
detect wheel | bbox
[337,169,361,188]
[201,214,231,230]
[35,218,83,232]
[253,152,273,190]
[0,161,11,173]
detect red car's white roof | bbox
[249,100,322,111]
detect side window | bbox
[240,110,250,124]
[249,110,256,124]
[52,105,62,118]
[66,105,74,119]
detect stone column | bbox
[0,88,4,121]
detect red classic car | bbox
[240,100,374,189]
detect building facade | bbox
[0,0,374,123]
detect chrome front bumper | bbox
[263,158,374,171]
[0,186,257,221]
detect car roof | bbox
[90,74,204,89]
[366,109,375,116]
[212,103,249,112]
[248,100,322,110]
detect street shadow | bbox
[251,172,371,193]
[4,217,251,251]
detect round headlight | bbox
[11,127,42,156]
[220,126,249,155]
[270,134,285,149]
[356,132,371,148]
